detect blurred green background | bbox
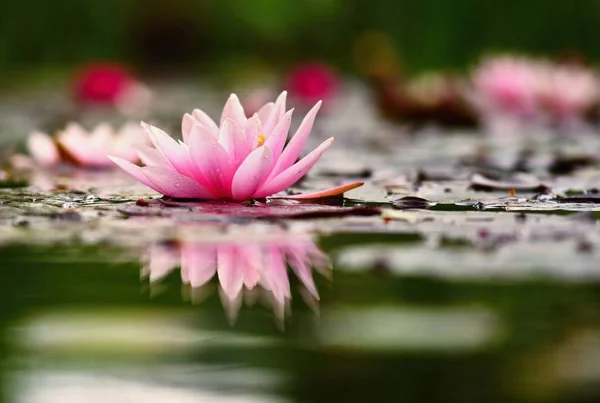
[1,0,599,78]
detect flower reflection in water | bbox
[142,226,332,323]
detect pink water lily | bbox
[143,227,331,321]
[286,62,339,107]
[109,91,357,200]
[74,63,153,116]
[469,55,600,132]
[470,55,543,119]
[536,63,600,122]
[23,122,148,168]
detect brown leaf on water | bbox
[273,181,365,200]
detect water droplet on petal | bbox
[174,182,181,188]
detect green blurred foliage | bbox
[0,0,599,74]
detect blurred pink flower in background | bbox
[110,91,362,200]
[286,62,339,108]
[536,64,600,123]
[143,227,331,322]
[73,63,153,116]
[17,122,149,169]
[469,54,600,132]
[470,55,543,120]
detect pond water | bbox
[1,83,600,402]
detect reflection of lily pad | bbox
[118,198,381,221]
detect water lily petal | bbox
[263,109,293,163]
[254,137,334,198]
[90,123,114,149]
[262,91,287,134]
[27,132,60,167]
[220,94,247,128]
[182,113,197,143]
[218,118,239,162]
[113,122,147,162]
[134,144,170,168]
[256,102,274,123]
[62,122,88,142]
[57,124,91,165]
[141,166,214,198]
[85,124,115,166]
[238,114,261,160]
[267,101,321,181]
[231,145,273,200]
[107,156,163,194]
[192,108,219,138]
[188,124,236,198]
[142,123,197,178]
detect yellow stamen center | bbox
[257,133,267,146]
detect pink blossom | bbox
[23,122,148,168]
[143,228,331,321]
[286,63,339,107]
[109,91,355,200]
[73,63,153,116]
[536,64,600,121]
[471,55,543,118]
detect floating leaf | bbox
[274,181,364,200]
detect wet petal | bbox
[267,101,321,181]
[254,137,334,198]
[141,166,214,198]
[218,118,239,162]
[263,109,293,164]
[107,156,162,194]
[182,113,197,143]
[188,124,236,198]
[192,108,219,138]
[231,146,273,200]
[236,114,260,163]
[262,91,287,134]
[220,94,247,128]
[142,123,197,178]
[134,145,170,168]
[256,102,274,123]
